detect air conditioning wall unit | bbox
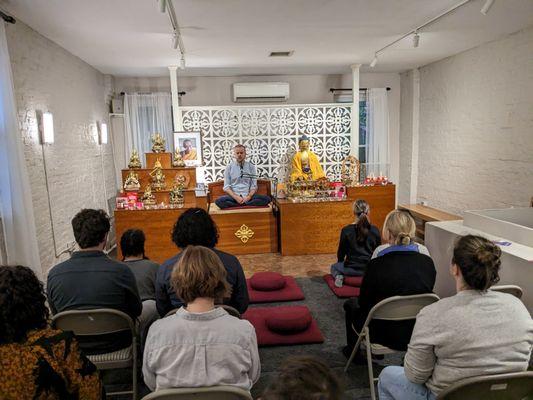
[232,82,290,103]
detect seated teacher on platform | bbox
[215,144,270,209]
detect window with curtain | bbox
[358,90,368,164]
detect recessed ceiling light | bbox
[269,51,294,57]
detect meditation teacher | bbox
[215,144,270,209]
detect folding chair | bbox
[51,309,138,399]
[344,293,440,400]
[141,386,253,400]
[436,371,533,400]
[164,305,241,319]
[491,285,523,299]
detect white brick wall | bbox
[5,21,116,276]
[401,26,533,215]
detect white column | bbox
[350,64,361,157]
[168,66,183,131]
[409,68,420,204]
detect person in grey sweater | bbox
[378,234,533,400]
[143,245,260,392]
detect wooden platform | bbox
[122,167,196,191]
[398,203,461,241]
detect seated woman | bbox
[143,246,260,391]
[120,229,160,345]
[331,199,381,287]
[343,210,436,356]
[155,208,249,317]
[0,265,102,399]
[260,356,343,400]
[378,235,533,400]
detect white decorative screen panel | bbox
[180,104,352,183]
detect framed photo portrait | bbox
[173,131,203,167]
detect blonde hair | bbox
[382,210,416,246]
[171,245,230,304]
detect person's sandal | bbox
[334,274,344,287]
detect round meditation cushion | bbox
[250,272,286,291]
[266,306,312,334]
[344,276,363,287]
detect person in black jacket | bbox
[155,208,249,317]
[343,210,436,357]
[331,199,381,287]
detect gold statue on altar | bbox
[172,148,186,167]
[169,182,185,208]
[290,134,326,182]
[141,184,156,206]
[151,133,166,153]
[123,171,140,191]
[341,156,361,187]
[149,158,166,190]
[128,149,142,169]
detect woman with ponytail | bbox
[342,210,436,358]
[378,235,533,400]
[331,199,381,287]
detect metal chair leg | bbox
[365,328,377,400]
[344,326,364,372]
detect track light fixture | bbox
[179,54,186,70]
[172,31,178,49]
[159,0,166,13]
[481,0,495,15]
[413,31,420,48]
[370,54,378,68]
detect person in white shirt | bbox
[143,245,260,392]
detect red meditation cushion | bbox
[250,272,286,291]
[265,307,312,334]
[344,276,364,287]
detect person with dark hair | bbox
[47,209,142,354]
[120,228,160,345]
[378,235,533,400]
[343,210,436,357]
[0,265,102,399]
[215,144,271,209]
[331,199,381,287]
[155,207,249,316]
[144,246,260,391]
[260,356,342,400]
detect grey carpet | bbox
[103,276,404,399]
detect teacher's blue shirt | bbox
[223,160,258,196]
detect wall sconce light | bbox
[40,111,54,144]
[99,122,108,144]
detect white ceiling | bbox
[2,0,533,77]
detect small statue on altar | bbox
[141,184,156,206]
[169,182,185,208]
[290,134,326,182]
[151,133,166,153]
[172,148,186,167]
[123,171,140,191]
[149,158,166,190]
[128,149,142,169]
[341,156,360,187]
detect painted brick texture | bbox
[415,27,533,215]
[5,21,116,276]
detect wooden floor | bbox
[237,252,336,278]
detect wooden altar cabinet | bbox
[277,184,395,256]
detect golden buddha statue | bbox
[149,158,166,190]
[290,134,326,182]
[172,148,186,167]
[341,155,360,187]
[141,184,156,205]
[123,171,140,191]
[128,149,142,169]
[169,182,185,208]
[151,133,166,153]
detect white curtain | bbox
[366,88,390,176]
[124,93,174,158]
[0,22,42,277]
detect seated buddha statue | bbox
[169,183,185,207]
[149,159,166,190]
[290,134,326,182]
[172,148,186,167]
[141,184,156,205]
[123,171,140,191]
[151,133,166,153]
[128,149,142,169]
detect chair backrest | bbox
[141,385,253,400]
[51,308,135,337]
[490,285,523,299]
[164,307,182,318]
[164,305,241,319]
[436,371,533,400]
[207,179,271,203]
[364,293,440,326]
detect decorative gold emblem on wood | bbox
[235,224,254,244]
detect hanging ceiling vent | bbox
[269,51,294,57]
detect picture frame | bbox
[173,131,203,167]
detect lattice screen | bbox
[181,104,352,183]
